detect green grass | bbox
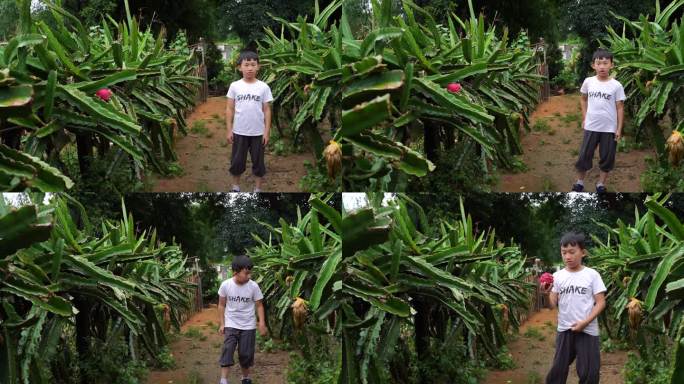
[559,112,581,124]
[524,326,546,341]
[166,162,184,177]
[190,120,211,137]
[526,371,543,384]
[532,119,552,133]
[197,181,210,192]
[562,138,572,145]
[184,326,205,340]
[183,369,204,384]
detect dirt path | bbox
[146,304,289,384]
[482,308,628,384]
[496,94,653,192]
[150,97,315,192]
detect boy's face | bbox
[561,243,586,270]
[233,268,252,284]
[238,59,259,80]
[591,57,613,78]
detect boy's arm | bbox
[218,295,227,334]
[570,292,606,332]
[256,299,267,336]
[226,98,235,143]
[262,102,272,145]
[541,282,558,309]
[580,94,588,129]
[615,100,624,141]
[548,291,558,309]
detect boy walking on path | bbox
[226,51,273,192]
[542,233,607,384]
[572,48,626,193]
[217,255,268,384]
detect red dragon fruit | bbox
[539,272,554,289]
[446,82,462,93]
[95,88,113,102]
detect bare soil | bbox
[496,94,653,192]
[145,304,289,384]
[149,97,315,192]
[482,308,628,384]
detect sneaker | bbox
[596,184,607,194]
[241,379,252,384]
[571,183,584,192]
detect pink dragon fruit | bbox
[446,82,462,93]
[95,88,113,102]
[539,272,554,289]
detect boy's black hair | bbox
[231,255,254,272]
[237,51,259,64]
[592,48,613,63]
[560,232,586,249]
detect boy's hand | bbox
[615,130,622,141]
[258,321,268,337]
[227,131,234,144]
[540,282,552,295]
[218,325,225,335]
[570,319,588,332]
[262,135,269,146]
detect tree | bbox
[559,0,668,81]
[216,0,315,47]
[0,0,18,40]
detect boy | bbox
[572,48,626,193]
[542,232,606,384]
[226,51,273,192]
[217,255,268,384]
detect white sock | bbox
[220,378,228,384]
[576,179,584,186]
[232,185,240,192]
[254,188,261,193]
[597,182,604,187]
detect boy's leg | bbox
[597,132,617,186]
[546,331,576,384]
[237,329,257,381]
[574,130,600,184]
[229,134,249,191]
[248,136,266,192]
[574,332,600,384]
[219,328,239,381]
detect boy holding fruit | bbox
[541,232,607,384]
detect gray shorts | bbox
[229,133,266,177]
[219,327,256,368]
[575,130,617,173]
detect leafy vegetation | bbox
[591,194,684,383]
[0,0,202,192]
[0,194,195,383]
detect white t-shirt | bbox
[580,76,626,133]
[218,278,264,330]
[552,266,607,336]
[226,79,274,136]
